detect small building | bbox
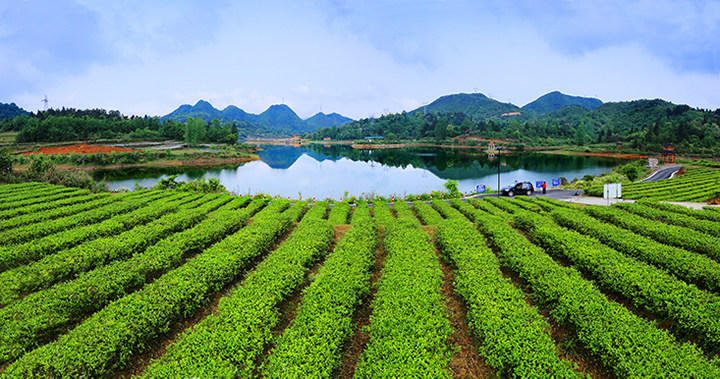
[323,137,331,141]
[661,143,676,164]
[616,140,622,148]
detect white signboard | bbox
[603,183,622,199]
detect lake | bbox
[95,144,624,199]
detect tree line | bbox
[0,108,239,146]
[306,102,720,156]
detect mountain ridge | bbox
[522,91,603,114]
[410,92,524,120]
[161,100,354,136]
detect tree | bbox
[0,149,12,177]
[443,179,460,196]
[459,118,474,134]
[574,123,586,146]
[185,117,205,147]
[386,132,398,141]
[434,119,448,141]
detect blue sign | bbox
[477,185,486,193]
[536,181,543,189]
[552,179,560,186]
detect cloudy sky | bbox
[1,0,719,120]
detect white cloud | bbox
[3,0,719,119]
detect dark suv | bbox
[501,181,534,196]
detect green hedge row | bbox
[262,210,377,378]
[390,200,421,225]
[0,195,227,306]
[372,200,396,225]
[411,200,445,226]
[448,198,482,220]
[514,210,720,355]
[0,197,257,366]
[327,202,350,224]
[350,202,370,225]
[0,182,48,197]
[468,198,505,216]
[482,197,524,214]
[532,196,582,211]
[508,197,544,213]
[587,167,720,201]
[303,201,329,221]
[252,199,291,219]
[583,205,720,261]
[622,177,719,197]
[0,184,61,203]
[0,195,136,244]
[3,209,297,377]
[355,219,452,378]
[430,199,469,221]
[550,207,720,294]
[0,186,84,213]
[436,218,577,377]
[0,193,186,272]
[142,217,335,377]
[614,202,720,238]
[0,191,104,223]
[471,209,720,377]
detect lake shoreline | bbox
[13,156,261,173]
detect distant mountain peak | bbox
[305,111,353,129]
[522,91,602,114]
[410,92,522,120]
[160,100,352,136]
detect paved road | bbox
[639,165,682,182]
[467,188,584,201]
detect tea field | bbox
[586,166,720,202]
[1,182,720,378]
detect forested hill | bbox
[305,112,353,129]
[309,96,720,156]
[0,100,354,143]
[522,91,603,114]
[0,103,28,119]
[161,100,352,135]
[410,93,524,120]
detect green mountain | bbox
[161,100,225,123]
[257,104,310,134]
[522,91,603,114]
[411,93,524,120]
[221,105,254,123]
[305,112,353,129]
[161,100,352,136]
[0,102,28,120]
[548,104,590,119]
[585,98,679,134]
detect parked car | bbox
[501,181,534,196]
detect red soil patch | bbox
[21,143,140,155]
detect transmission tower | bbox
[41,94,49,111]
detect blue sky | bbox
[1,0,719,120]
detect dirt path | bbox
[434,234,494,378]
[334,226,387,378]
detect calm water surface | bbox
[95,145,624,199]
